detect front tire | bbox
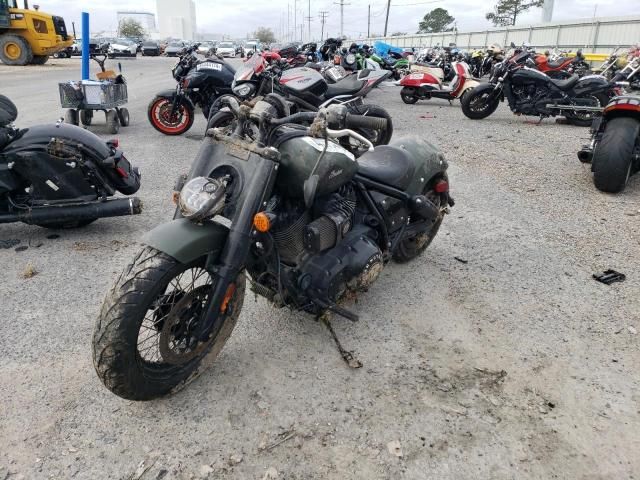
[92,246,246,400]
[461,88,500,120]
[592,117,640,193]
[147,96,195,135]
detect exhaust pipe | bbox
[0,197,142,224]
[577,149,593,163]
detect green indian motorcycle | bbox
[92,96,452,400]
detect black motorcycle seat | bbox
[551,75,579,90]
[324,74,366,98]
[356,144,416,190]
[547,57,569,68]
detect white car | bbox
[216,42,236,58]
[108,39,137,58]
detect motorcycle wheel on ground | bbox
[147,97,195,135]
[400,87,419,104]
[592,117,640,193]
[461,88,500,119]
[92,246,246,401]
[564,92,610,127]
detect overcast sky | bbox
[39,0,640,39]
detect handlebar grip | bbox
[344,114,387,130]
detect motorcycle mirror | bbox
[510,42,516,48]
[303,174,319,209]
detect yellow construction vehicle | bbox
[0,0,73,65]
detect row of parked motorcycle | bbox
[2,34,639,401]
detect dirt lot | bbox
[0,57,638,480]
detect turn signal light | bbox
[434,180,449,193]
[253,212,272,232]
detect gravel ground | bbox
[0,57,638,480]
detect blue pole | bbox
[81,12,89,80]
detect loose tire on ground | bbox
[592,117,640,193]
[64,109,79,126]
[80,110,93,126]
[92,246,246,400]
[106,110,120,134]
[118,107,130,127]
[0,34,33,66]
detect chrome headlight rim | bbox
[233,83,255,98]
[346,53,356,65]
[178,176,226,221]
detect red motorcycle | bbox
[534,49,590,79]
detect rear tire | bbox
[347,104,393,146]
[118,107,130,127]
[400,87,419,104]
[461,88,500,120]
[393,176,447,263]
[92,246,246,400]
[566,92,609,127]
[0,34,33,66]
[592,117,639,193]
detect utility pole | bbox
[367,4,370,38]
[300,24,304,43]
[294,0,297,41]
[287,3,290,42]
[307,0,311,41]
[319,11,328,41]
[334,0,350,38]
[383,0,391,37]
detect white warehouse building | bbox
[156,0,197,41]
[116,11,157,34]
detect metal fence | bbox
[348,15,640,55]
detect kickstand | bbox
[320,312,363,369]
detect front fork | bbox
[170,86,184,118]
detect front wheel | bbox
[592,117,640,193]
[147,96,195,135]
[92,246,246,400]
[461,87,500,120]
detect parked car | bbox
[197,41,216,56]
[216,41,236,58]
[164,41,185,57]
[141,41,161,56]
[108,38,137,58]
[69,38,102,56]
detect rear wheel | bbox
[147,97,194,135]
[347,104,393,146]
[461,88,500,120]
[30,55,49,65]
[400,87,419,104]
[566,92,609,127]
[393,176,448,263]
[118,107,130,127]
[592,117,640,193]
[0,34,33,66]
[92,246,246,400]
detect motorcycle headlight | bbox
[179,177,226,221]
[232,83,255,98]
[346,53,356,64]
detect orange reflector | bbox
[171,191,179,205]
[220,283,236,313]
[253,212,271,232]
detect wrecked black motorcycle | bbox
[0,95,141,228]
[92,96,453,400]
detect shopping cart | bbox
[59,54,130,134]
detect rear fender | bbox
[390,136,448,196]
[602,97,640,120]
[143,218,228,265]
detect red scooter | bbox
[399,61,479,104]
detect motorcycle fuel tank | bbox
[280,67,328,97]
[185,60,236,89]
[511,67,553,86]
[276,136,357,198]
